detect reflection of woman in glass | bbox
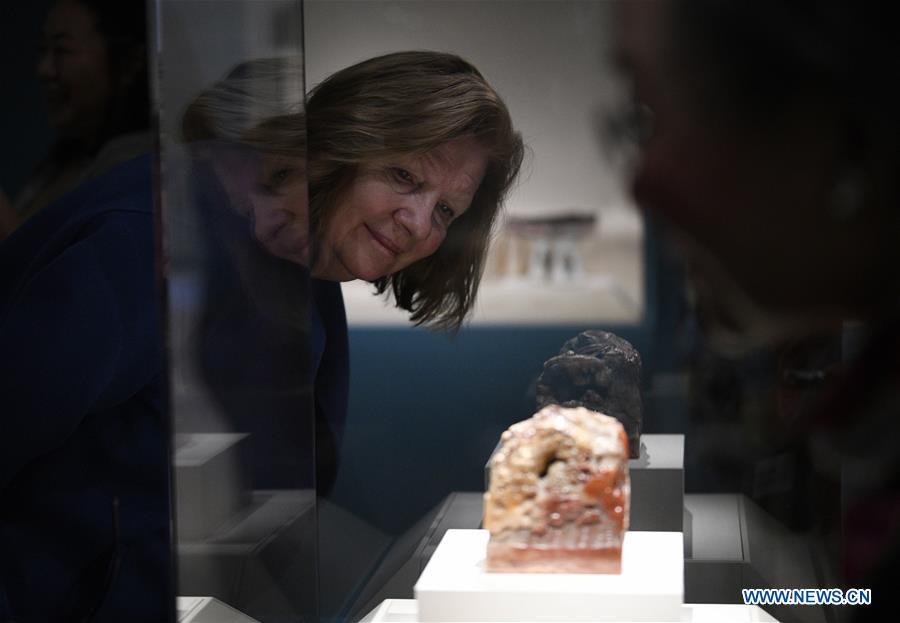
[181,58,316,490]
[183,51,523,492]
[182,58,310,268]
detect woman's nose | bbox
[394,194,435,241]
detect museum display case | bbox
[301,3,828,622]
[153,1,316,621]
[5,0,880,621]
[150,2,873,622]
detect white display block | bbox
[361,599,779,623]
[175,433,251,541]
[628,434,684,532]
[414,529,683,622]
[177,596,260,622]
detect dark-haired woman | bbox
[1,1,171,621]
[6,0,149,238]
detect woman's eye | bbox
[436,203,455,223]
[258,168,293,194]
[268,168,296,188]
[392,167,415,185]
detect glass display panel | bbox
[2,1,175,620]
[9,0,891,621]
[304,1,646,620]
[153,1,316,621]
[305,2,888,622]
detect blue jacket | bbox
[0,154,172,622]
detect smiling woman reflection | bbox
[307,51,524,330]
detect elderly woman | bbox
[182,52,523,493]
[615,1,899,617]
[307,51,523,329]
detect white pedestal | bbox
[175,433,251,541]
[177,490,316,618]
[361,599,779,623]
[177,596,259,622]
[629,434,685,532]
[414,529,683,622]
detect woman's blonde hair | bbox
[180,58,309,332]
[307,51,524,330]
[181,57,306,160]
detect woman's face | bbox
[250,154,309,266]
[312,135,489,282]
[38,0,113,141]
[213,148,309,266]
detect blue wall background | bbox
[329,323,651,534]
[327,221,696,536]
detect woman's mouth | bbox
[365,225,400,257]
